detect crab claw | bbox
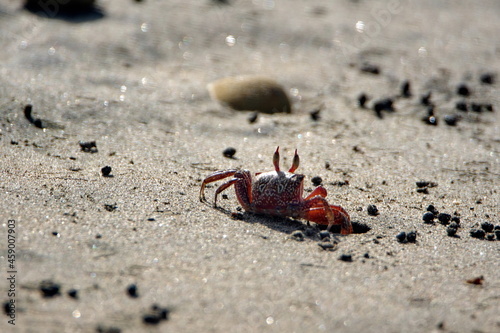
[305,205,353,235]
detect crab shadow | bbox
[24,2,105,23]
[214,206,370,241]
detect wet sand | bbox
[0,1,499,332]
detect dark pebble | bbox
[310,108,321,121]
[363,253,370,259]
[417,181,436,188]
[444,114,459,126]
[480,222,494,233]
[248,112,258,124]
[222,194,228,200]
[471,103,482,112]
[367,204,379,216]
[79,141,98,153]
[401,81,411,98]
[318,242,334,250]
[420,92,432,106]
[101,166,112,177]
[495,225,500,230]
[486,234,495,241]
[446,226,458,237]
[495,230,500,240]
[406,231,417,243]
[437,213,451,225]
[358,93,368,108]
[470,228,485,239]
[127,284,139,298]
[104,203,117,212]
[311,176,322,186]
[396,231,406,243]
[484,104,493,112]
[360,63,380,75]
[451,216,460,225]
[426,204,439,215]
[339,254,353,262]
[52,231,60,237]
[352,221,371,234]
[479,72,495,85]
[39,280,61,298]
[423,212,435,223]
[449,222,460,230]
[67,289,78,299]
[3,301,12,316]
[223,147,236,158]
[373,98,394,117]
[456,84,471,97]
[319,231,330,240]
[143,304,170,325]
[455,101,468,112]
[291,230,304,241]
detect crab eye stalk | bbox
[273,146,280,172]
[289,149,299,173]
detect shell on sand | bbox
[207,76,291,114]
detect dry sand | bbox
[0,0,499,332]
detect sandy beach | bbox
[0,0,499,332]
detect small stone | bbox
[360,63,380,75]
[422,115,438,126]
[127,284,139,298]
[471,103,482,112]
[39,280,61,298]
[311,176,322,186]
[373,98,394,117]
[401,81,411,98]
[451,216,460,225]
[406,231,417,243]
[207,75,291,113]
[444,114,459,126]
[449,222,459,230]
[479,72,495,85]
[222,147,236,158]
[480,222,494,233]
[101,166,112,177]
[248,112,259,123]
[396,231,406,243]
[96,325,122,333]
[367,204,379,216]
[486,234,495,241]
[456,84,471,97]
[495,230,500,240]
[426,204,439,215]
[67,289,78,299]
[455,101,468,112]
[79,141,98,153]
[143,304,170,325]
[339,254,353,262]
[309,108,321,121]
[358,93,368,108]
[446,226,457,237]
[291,230,304,241]
[420,92,432,106]
[319,231,330,240]
[318,242,334,250]
[437,213,451,225]
[422,212,435,223]
[470,228,485,239]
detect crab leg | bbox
[301,196,352,235]
[199,169,238,202]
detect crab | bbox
[199,147,353,235]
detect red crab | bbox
[199,147,353,235]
